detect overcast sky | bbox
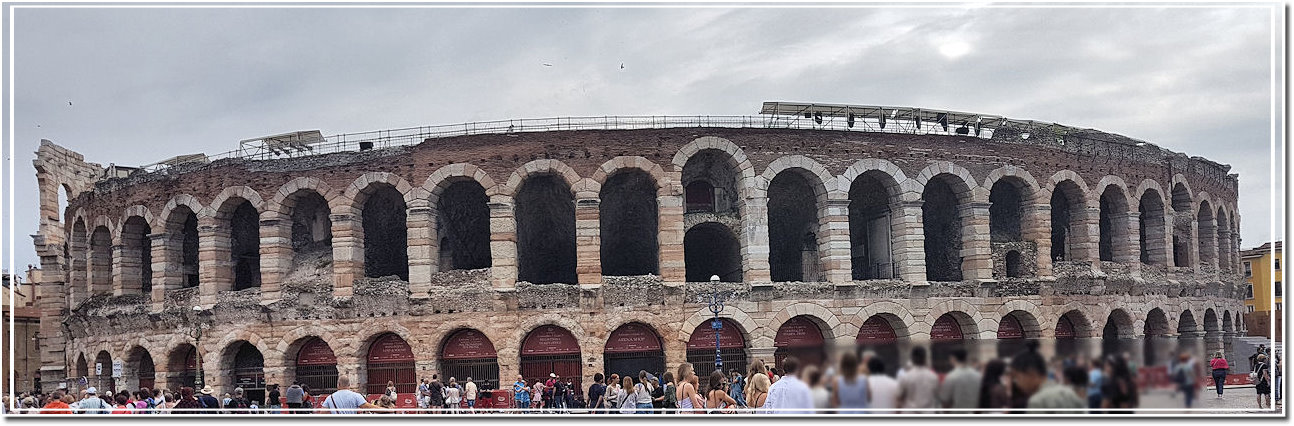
[3,5,1282,274]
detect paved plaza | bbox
[1137,386,1281,414]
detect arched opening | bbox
[75,353,89,381]
[1171,184,1193,267]
[1055,311,1087,360]
[931,313,975,374]
[520,325,582,398]
[684,222,742,282]
[289,191,333,266]
[856,315,905,376]
[93,351,115,392]
[604,322,665,380]
[989,180,1023,242]
[996,311,1039,359]
[362,184,409,280]
[121,216,152,295]
[1005,250,1024,278]
[436,180,492,271]
[366,333,415,395]
[1143,308,1171,366]
[681,149,740,216]
[1203,309,1219,333]
[294,337,338,394]
[1101,310,1135,358]
[686,318,747,379]
[56,184,70,224]
[1222,310,1233,333]
[1197,201,1216,266]
[1098,187,1130,262]
[128,346,156,391]
[69,218,87,303]
[1215,208,1231,271]
[1050,181,1084,261]
[768,170,823,282]
[1139,190,1167,265]
[848,172,897,280]
[89,226,112,294]
[229,342,265,402]
[923,176,967,281]
[516,174,576,284]
[440,329,500,390]
[774,315,827,370]
[165,206,200,288]
[167,344,198,390]
[685,181,716,213]
[221,200,262,290]
[599,170,659,276]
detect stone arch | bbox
[761,156,836,282]
[1103,308,1136,339]
[208,329,273,368]
[264,177,341,219]
[88,218,114,294]
[924,300,987,339]
[982,165,1043,204]
[1215,205,1233,271]
[1178,309,1200,334]
[1045,170,1092,199]
[591,156,667,195]
[510,161,580,284]
[1145,308,1171,336]
[420,163,500,202]
[1052,306,1096,339]
[118,209,155,295]
[205,186,265,219]
[915,162,980,282]
[207,186,264,290]
[838,158,909,199]
[1222,310,1234,333]
[671,136,756,182]
[124,344,158,390]
[1095,177,1133,263]
[1137,184,1170,265]
[913,161,983,201]
[759,155,837,198]
[765,302,844,344]
[156,194,204,231]
[679,306,760,347]
[842,159,908,280]
[1197,198,1217,266]
[509,314,597,356]
[857,301,916,340]
[1093,176,1133,208]
[116,205,156,239]
[984,166,1042,248]
[997,300,1045,338]
[277,326,346,361]
[499,159,582,198]
[597,159,663,277]
[337,172,416,214]
[354,325,420,360]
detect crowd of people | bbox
[4,342,1280,415]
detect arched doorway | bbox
[440,329,500,390]
[930,313,973,374]
[520,325,582,397]
[604,323,665,380]
[1143,308,1172,366]
[1055,311,1093,362]
[295,337,339,394]
[167,345,198,390]
[93,351,115,392]
[856,315,903,376]
[230,342,266,402]
[366,333,416,395]
[1102,310,1135,358]
[516,175,577,284]
[75,353,88,383]
[774,316,827,369]
[996,312,1030,360]
[129,347,156,391]
[686,318,747,379]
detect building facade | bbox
[3,268,43,395]
[29,108,1248,398]
[1242,241,1282,313]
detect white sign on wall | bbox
[112,360,123,378]
[95,363,102,375]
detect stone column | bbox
[821,199,853,284]
[488,199,518,290]
[1186,213,1201,270]
[741,195,772,283]
[892,200,927,283]
[575,197,602,286]
[330,214,362,299]
[1120,211,1142,276]
[1217,226,1234,272]
[1080,207,1103,274]
[747,347,777,367]
[113,241,142,296]
[961,202,993,281]
[657,174,686,284]
[406,206,434,298]
[149,233,170,312]
[1027,203,1054,278]
[259,218,291,305]
[197,219,228,308]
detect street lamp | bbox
[187,306,207,388]
[708,275,725,372]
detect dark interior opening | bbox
[230,201,262,290]
[684,222,742,282]
[768,171,820,282]
[923,177,963,282]
[599,170,659,276]
[989,180,1022,242]
[437,180,492,271]
[849,173,894,280]
[362,184,409,280]
[516,174,577,284]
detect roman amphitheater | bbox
[29,103,1248,401]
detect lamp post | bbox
[708,275,726,372]
[187,306,206,388]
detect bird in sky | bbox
[620,62,625,70]
[68,101,73,106]
[542,63,553,67]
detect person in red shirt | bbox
[40,392,74,414]
[1210,352,1230,398]
[111,393,133,414]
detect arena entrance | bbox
[930,313,971,374]
[440,329,500,390]
[604,323,665,380]
[774,316,827,370]
[93,351,115,392]
[856,315,902,376]
[168,345,198,390]
[686,318,747,379]
[366,333,416,395]
[295,337,339,394]
[520,325,583,397]
[230,342,266,402]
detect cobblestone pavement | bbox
[1136,386,1282,414]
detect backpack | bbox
[227,397,250,414]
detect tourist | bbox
[1061,364,1090,410]
[744,360,771,410]
[633,370,655,414]
[938,348,982,411]
[172,387,202,414]
[1255,354,1272,409]
[1275,355,1283,404]
[161,391,177,413]
[675,362,702,413]
[301,384,315,412]
[444,377,462,412]
[373,395,397,413]
[866,357,900,414]
[428,375,445,414]
[1100,355,1138,413]
[110,393,132,414]
[384,380,398,405]
[543,373,557,411]
[1170,352,1201,408]
[587,373,607,413]
[897,347,939,411]
[763,356,814,414]
[77,387,109,414]
[417,378,429,410]
[977,359,1011,413]
[616,375,636,414]
[604,373,619,413]
[1087,357,1105,410]
[39,391,72,415]
[831,351,868,414]
[660,372,677,412]
[513,375,531,413]
[197,386,221,413]
[728,369,745,407]
[464,377,478,413]
[650,375,664,413]
[531,379,545,411]
[1011,342,1085,413]
[705,371,737,413]
[321,376,377,414]
[284,383,304,413]
[225,388,252,414]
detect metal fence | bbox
[138,114,996,173]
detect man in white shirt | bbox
[761,357,814,414]
[322,376,377,414]
[896,346,940,411]
[866,357,901,414]
[464,377,478,413]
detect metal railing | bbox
[137,114,995,173]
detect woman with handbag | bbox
[1255,354,1272,409]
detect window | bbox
[1245,261,1253,277]
[1248,305,1256,313]
[1246,284,1254,299]
[1278,303,1283,311]
[1277,258,1281,270]
[1277,281,1283,297]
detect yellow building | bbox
[1241,241,1282,313]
